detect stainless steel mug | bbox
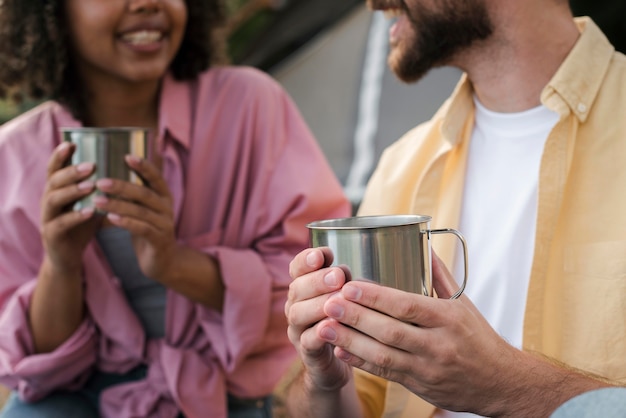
[61,127,149,211]
[307,214,468,299]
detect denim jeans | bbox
[228,394,272,418]
[550,387,626,418]
[0,367,273,418]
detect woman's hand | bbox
[92,155,177,283]
[93,153,225,308]
[40,141,99,275]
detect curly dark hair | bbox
[0,0,227,118]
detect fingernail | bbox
[77,180,94,191]
[306,251,318,267]
[80,207,94,217]
[76,162,94,173]
[336,349,352,361]
[319,327,337,342]
[92,195,108,205]
[125,155,141,165]
[96,178,113,190]
[325,302,344,319]
[324,271,338,287]
[343,284,362,301]
[58,142,70,153]
[107,212,121,222]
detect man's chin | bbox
[387,53,431,84]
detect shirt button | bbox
[577,103,587,113]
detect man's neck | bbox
[454,2,580,113]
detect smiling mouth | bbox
[121,30,164,45]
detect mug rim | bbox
[60,127,151,133]
[307,214,432,230]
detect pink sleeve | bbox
[0,283,97,401]
[0,122,98,401]
[188,74,351,397]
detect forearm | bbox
[30,256,85,353]
[159,246,224,311]
[287,367,365,418]
[491,350,615,417]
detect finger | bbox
[296,319,354,392]
[46,155,95,192]
[324,292,435,354]
[317,316,419,382]
[103,211,162,240]
[95,178,171,215]
[46,142,74,178]
[42,207,96,237]
[339,280,452,328]
[125,155,172,199]
[431,251,461,300]
[286,283,341,335]
[41,181,96,221]
[295,318,337,356]
[92,194,169,231]
[288,264,346,307]
[288,247,334,280]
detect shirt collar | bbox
[440,17,614,141]
[440,73,474,146]
[157,73,193,150]
[541,17,615,122]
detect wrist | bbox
[153,245,185,284]
[488,349,613,417]
[40,254,83,281]
[301,360,352,394]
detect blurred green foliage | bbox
[225,0,251,15]
[227,8,275,64]
[0,98,39,125]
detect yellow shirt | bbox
[356,17,626,418]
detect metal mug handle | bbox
[427,228,468,299]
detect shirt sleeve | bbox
[181,69,352,397]
[354,368,388,418]
[0,124,98,402]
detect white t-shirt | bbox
[436,97,559,418]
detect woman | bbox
[0,0,350,417]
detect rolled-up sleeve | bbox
[0,285,97,401]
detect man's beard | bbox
[390,0,494,83]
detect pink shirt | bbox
[0,67,350,417]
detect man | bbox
[284,0,626,416]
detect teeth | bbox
[383,8,402,19]
[122,30,162,45]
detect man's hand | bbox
[313,253,613,417]
[286,247,355,392]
